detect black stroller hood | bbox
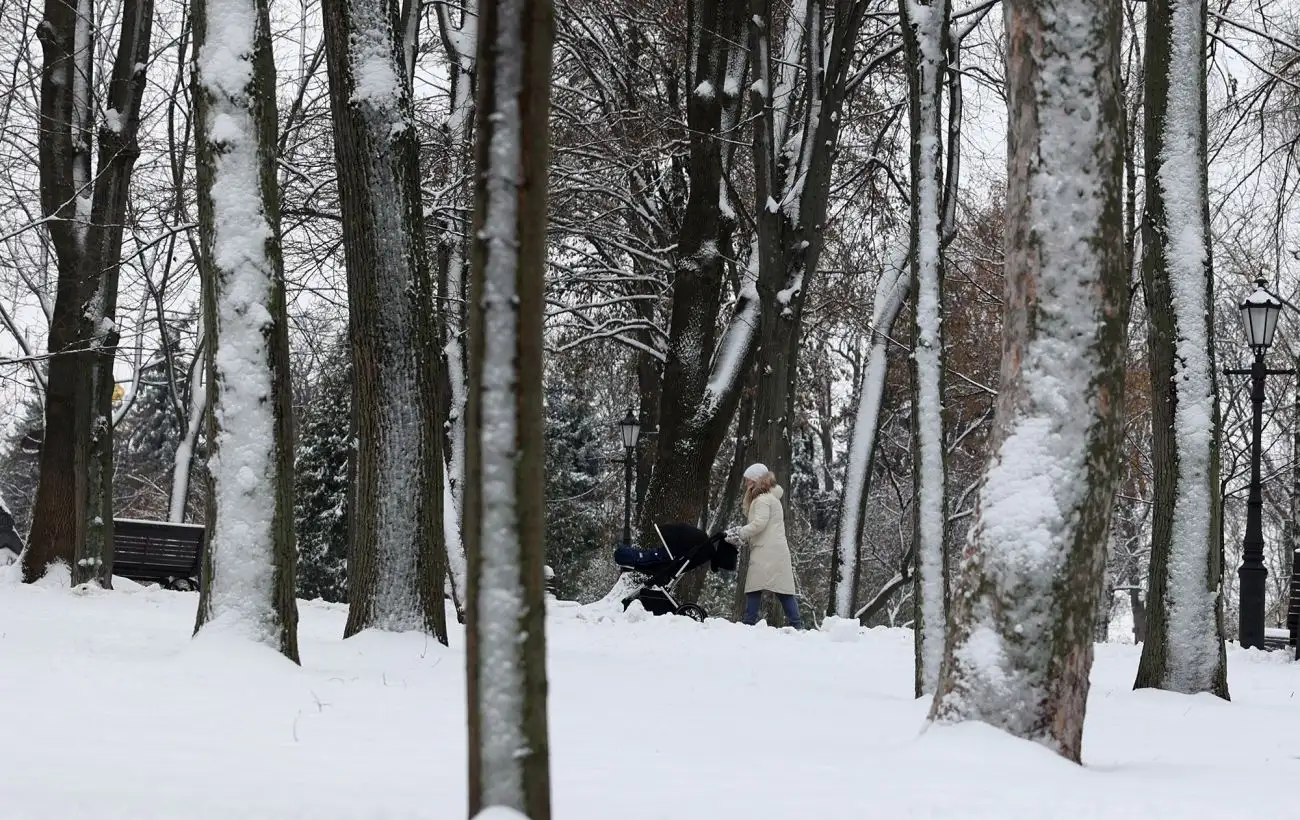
[613,523,737,573]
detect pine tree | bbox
[295,343,352,603]
[542,383,607,601]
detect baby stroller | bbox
[613,523,739,621]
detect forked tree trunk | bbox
[1133,0,1228,698]
[930,0,1127,763]
[321,0,449,643]
[192,0,299,662]
[79,0,155,587]
[464,0,553,816]
[901,0,951,697]
[637,0,748,546]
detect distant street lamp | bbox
[618,408,641,549]
[1227,279,1290,650]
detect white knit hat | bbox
[743,463,769,481]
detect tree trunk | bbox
[24,0,96,583]
[78,0,155,587]
[930,0,1126,763]
[1132,0,1228,699]
[434,0,478,619]
[829,247,908,617]
[901,0,951,697]
[192,0,299,663]
[464,0,553,815]
[636,0,748,547]
[322,0,449,644]
[747,0,870,484]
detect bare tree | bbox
[1133,0,1229,698]
[191,0,300,662]
[464,0,553,815]
[930,0,1127,762]
[900,0,951,696]
[321,0,449,642]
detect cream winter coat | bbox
[739,486,796,595]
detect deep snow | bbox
[2,567,1299,819]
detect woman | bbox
[726,463,802,630]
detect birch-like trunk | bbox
[322,0,449,643]
[24,0,97,582]
[464,0,553,815]
[901,0,951,696]
[434,0,478,618]
[930,0,1126,762]
[78,0,155,587]
[1133,0,1228,698]
[169,345,206,523]
[192,0,299,662]
[828,246,908,618]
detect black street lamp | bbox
[617,408,641,549]
[1227,279,1289,650]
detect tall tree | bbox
[900,0,951,696]
[191,0,300,662]
[464,0,553,816]
[1133,0,1229,698]
[321,0,450,643]
[747,0,870,481]
[25,0,153,585]
[829,246,908,619]
[433,0,478,617]
[930,0,1127,762]
[636,0,752,542]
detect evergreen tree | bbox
[543,382,608,601]
[295,343,352,603]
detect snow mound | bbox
[33,561,70,590]
[822,616,860,643]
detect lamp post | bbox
[1227,279,1287,650]
[617,408,641,548]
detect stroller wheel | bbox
[677,603,707,622]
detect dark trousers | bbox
[743,591,802,629]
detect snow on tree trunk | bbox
[170,338,207,523]
[929,0,1127,763]
[192,0,300,662]
[1133,0,1228,698]
[829,244,908,618]
[637,0,748,549]
[321,0,449,643]
[464,0,553,816]
[434,0,477,619]
[78,0,156,588]
[901,0,951,697]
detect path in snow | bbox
[2,567,1298,819]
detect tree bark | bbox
[900,0,952,697]
[636,0,748,546]
[930,0,1127,763]
[24,0,96,583]
[433,0,477,619]
[192,0,299,663]
[464,0,553,816]
[1133,0,1228,699]
[322,0,449,644]
[78,0,155,587]
[829,247,909,617]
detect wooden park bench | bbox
[113,518,205,591]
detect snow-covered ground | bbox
[3,565,1298,820]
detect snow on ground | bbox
[2,566,1299,819]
